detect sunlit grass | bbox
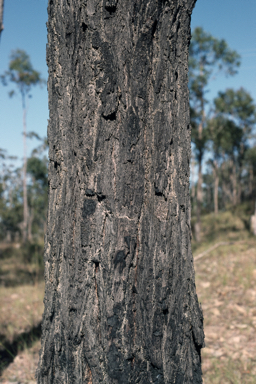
[194,204,256,384]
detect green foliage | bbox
[27,157,48,187]
[189,28,256,218]
[189,27,241,158]
[0,141,48,242]
[214,87,256,132]
[0,49,46,243]
[189,27,241,98]
[245,147,256,175]
[208,116,243,158]
[1,49,45,104]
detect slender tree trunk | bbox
[249,166,253,196]
[28,207,34,242]
[191,154,196,211]
[221,160,231,208]
[195,153,202,242]
[213,160,219,215]
[37,1,204,383]
[231,158,237,206]
[237,162,242,204]
[22,97,28,242]
[0,0,4,38]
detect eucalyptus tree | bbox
[27,153,48,241]
[245,146,256,197]
[189,27,240,240]
[212,88,256,206]
[1,49,45,242]
[207,117,242,213]
[37,1,204,383]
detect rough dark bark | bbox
[37,1,204,383]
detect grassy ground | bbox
[0,204,255,383]
[0,243,44,384]
[193,204,256,383]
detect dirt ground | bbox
[195,240,256,383]
[0,239,256,383]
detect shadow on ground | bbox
[0,268,44,287]
[0,322,41,375]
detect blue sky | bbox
[0,0,255,167]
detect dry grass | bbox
[0,283,44,383]
[0,243,44,384]
[194,209,256,383]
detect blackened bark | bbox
[37,1,204,383]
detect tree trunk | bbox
[195,153,202,242]
[28,207,34,242]
[37,1,204,383]
[237,163,242,204]
[213,161,219,215]
[191,154,196,212]
[249,166,253,196]
[22,101,28,242]
[0,0,4,38]
[230,158,237,206]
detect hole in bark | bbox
[74,151,77,156]
[170,138,173,145]
[151,19,157,37]
[102,111,116,121]
[154,184,164,198]
[163,308,168,315]
[93,261,99,268]
[105,0,117,14]
[54,161,58,169]
[175,71,178,81]
[180,205,185,212]
[81,22,87,32]
[132,285,138,294]
[97,194,106,202]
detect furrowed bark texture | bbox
[37,0,204,383]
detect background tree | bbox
[37,1,204,383]
[0,149,21,242]
[207,117,243,214]
[244,146,256,198]
[1,49,45,242]
[0,138,48,244]
[0,0,4,39]
[26,151,48,241]
[189,27,240,241]
[213,88,256,205]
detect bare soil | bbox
[195,240,256,383]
